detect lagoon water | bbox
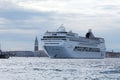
[0,57,120,80]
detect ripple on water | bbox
[0,58,120,80]
[33,68,77,72]
[100,69,120,74]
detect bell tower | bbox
[34,36,39,51]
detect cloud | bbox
[0,8,56,20]
[0,0,120,51]
[99,5,120,10]
[0,0,58,32]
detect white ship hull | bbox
[43,40,105,59]
[44,46,105,59]
[41,25,106,59]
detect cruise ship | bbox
[41,25,106,59]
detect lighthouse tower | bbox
[34,36,39,52]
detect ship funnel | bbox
[86,29,95,38]
[88,29,92,33]
[57,24,66,32]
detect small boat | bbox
[0,50,9,59]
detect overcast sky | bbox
[0,0,120,51]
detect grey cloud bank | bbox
[0,0,120,51]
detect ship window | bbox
[45,43,59,44]
[42,36,67,40]
[43,36,66,38]
[74,46,100,52]
[52,33,57,36]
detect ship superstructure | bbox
[41,25,106,59]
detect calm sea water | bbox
[0,57,120,80]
